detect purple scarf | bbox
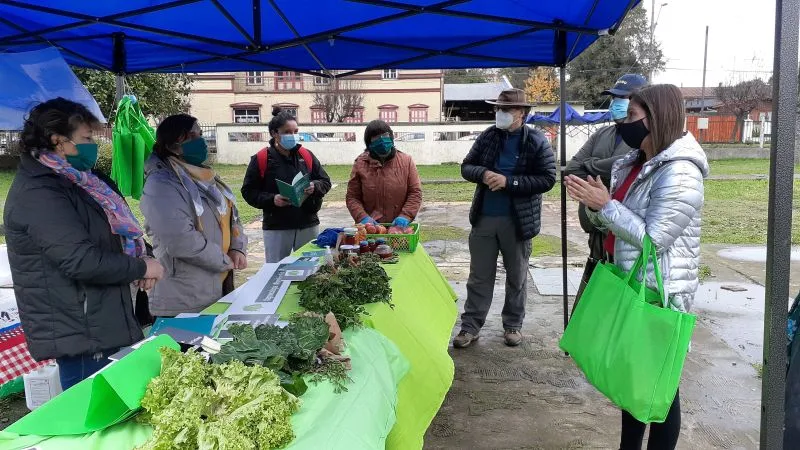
[37,152,145,258]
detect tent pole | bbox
[559,65,568,333]
[761,0,799,447]
[112,33,126,104]
[115,75,124,104]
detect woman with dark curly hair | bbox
[4,98,164,389]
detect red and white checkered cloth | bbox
[0,324,52,384]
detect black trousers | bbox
[620,390,681,450]
[571,231,606,317]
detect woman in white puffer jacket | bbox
[565,84,708,450]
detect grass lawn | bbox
[707,159,800,176]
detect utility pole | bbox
[649,2,668,80]
[700,26,709,143]
[649,0,655,80]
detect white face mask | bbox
[495,110,515,130]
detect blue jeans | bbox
[56,349,117,390]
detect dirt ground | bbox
[0,199,781,449]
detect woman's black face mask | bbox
[617,118,650,150]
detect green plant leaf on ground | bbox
[699,264,713,282]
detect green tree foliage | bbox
[443,68,491,84]
[566,4,665,108]
[72,68,192,121]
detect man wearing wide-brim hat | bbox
[455,88,556,348]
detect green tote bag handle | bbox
[624,235,668,309]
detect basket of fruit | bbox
[357,222,420,253]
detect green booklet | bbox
[276,172,311,207]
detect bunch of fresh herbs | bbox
[297,254,393,329]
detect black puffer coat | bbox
[241,144,332,231]
[4,152,147,360]
[461,125,556,240]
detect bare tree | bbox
[312,77,364,123]
[716,78,772,142]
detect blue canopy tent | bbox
[0,1,796,446]
[527,103,612,126]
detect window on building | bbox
[343,108,364,124]
[314,76,331,86]
[233,108,260,123]
[311,107,327,124]
[382,69,398,80]
[275,71,303,90]
[246,71,264,85]
[409,105,429,123]
[378,105,398,123]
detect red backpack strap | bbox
[298,147,313,172]
[256,147,269,178]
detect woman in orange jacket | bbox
[346,120,422,228]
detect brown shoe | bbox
[453,330,479,348]
[504,329,522,347]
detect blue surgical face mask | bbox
[180,137,208,166]
[280,133,300,151]
[369,136,394,157]
[609,97,630,121]
[65,142,98,171]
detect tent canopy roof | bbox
[0,0,638,75]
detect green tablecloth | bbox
[278,245,458,449]
[0,328,408,450]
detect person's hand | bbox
[304,183,315,195]
[487,174,507,192]
[391,216,410,228]
[228,250,248,270]
[565,175,611,211]
[482,170,498,185]
[274,195,291,207]
[360,216,377,225]
[143,257,164,280]
[135,278,157,292]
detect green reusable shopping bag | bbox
[111,96,154,200]
[559,236,696,423]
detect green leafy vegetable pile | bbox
[211,314,352,394]
[137,347,300,450]
[298,254,393,329]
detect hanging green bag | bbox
[111,96,154,200]
[559,235,696,423]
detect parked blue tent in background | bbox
[0,48,104,130]
[527,103,611,126]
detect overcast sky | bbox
[649,0,777,88]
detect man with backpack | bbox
[241,107,331,263]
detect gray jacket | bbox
[565,125,632,233]
[140,155,247,316]
[588,133,709,312]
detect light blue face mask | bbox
[280,133,300,150]
[609,97,630,121]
